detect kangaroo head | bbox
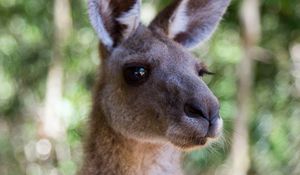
[88,0,230,150]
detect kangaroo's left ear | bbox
[88,0,141,51]
[150,0,230,49]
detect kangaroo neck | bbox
[80,108,183,175]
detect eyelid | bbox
[123,62,151,69]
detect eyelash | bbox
[198,69,214,77]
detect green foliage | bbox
[0,0,300,175]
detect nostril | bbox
[184,103,207,120]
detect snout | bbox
[183,101,222,139]
[163,73,223,149]
[166,97,223,150]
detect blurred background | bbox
[0,0,300,174]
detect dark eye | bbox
[123,64,150,86]
[198,69,214,77]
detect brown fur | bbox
[79,1,230,175]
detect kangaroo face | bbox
[89,0,230,150]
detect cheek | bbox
[101,88,168,141]
[101,86,127,127]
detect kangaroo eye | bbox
[123,64,150,86]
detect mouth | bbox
[167,134,210,150]
[166,117,223,150]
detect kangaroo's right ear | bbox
[88,0,141,51]
[150,0,230,49]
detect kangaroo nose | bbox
[184,101,222,138]
[184,99,220,122]
[184,103,208,120]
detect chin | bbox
[169,134,223,152]
[168,137,206,151]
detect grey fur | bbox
[80,0,230,175]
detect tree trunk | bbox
[290,43,300,97]
[228,0,261,175]
[41,0,72,140]
[289,43,300,175]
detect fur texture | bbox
[79,0,230,175]
[150,0,231,48]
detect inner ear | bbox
[149,0,230,49]
[88,0,141,51]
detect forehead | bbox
[110,26,199,68]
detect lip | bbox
[166,115,223,150]
[168,135,209,150]
[197,137,208,145]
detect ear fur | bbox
[88,0,141,51]
[150,0,230,49]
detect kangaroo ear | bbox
[88,0,141,51]
[150,0,230,49]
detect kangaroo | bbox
[79,0,230,175]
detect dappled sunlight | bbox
[0,0,300,175]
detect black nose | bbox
[184,103,208,120]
